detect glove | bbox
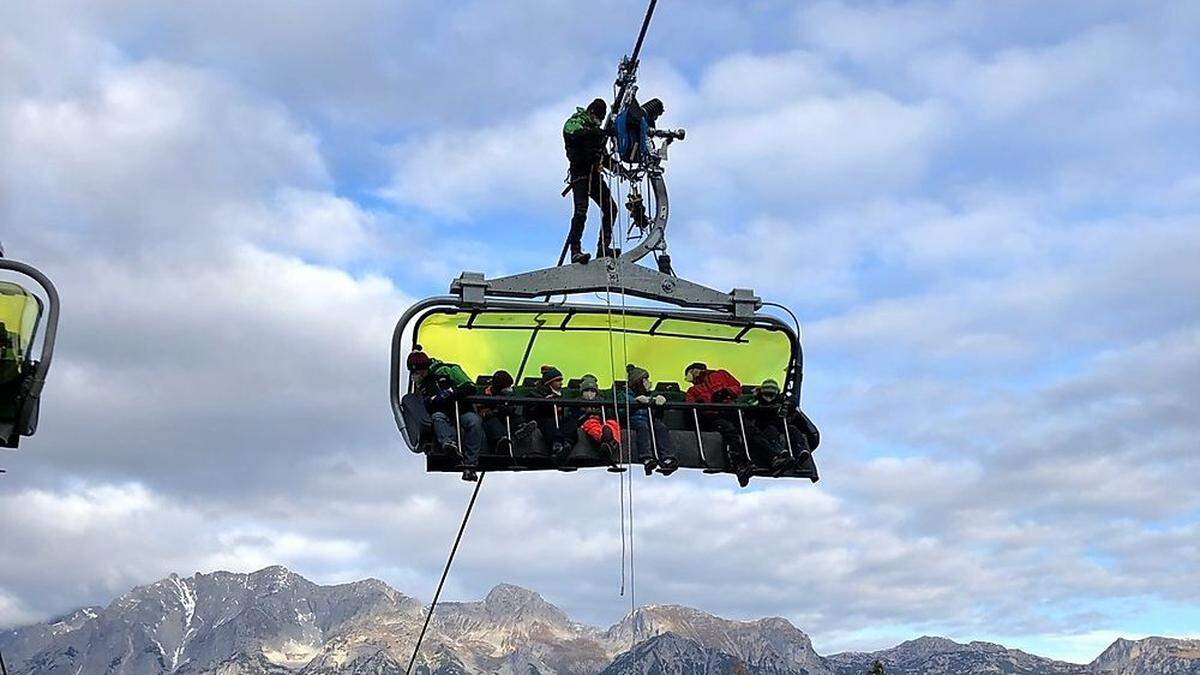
[635,395,651,404]
[653,395,666,406]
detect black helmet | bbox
[642,98,664,122]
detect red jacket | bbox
[685,369,742,404]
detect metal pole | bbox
[629,0,658,71]
[646,406,660,461]
[454,400,463,454]
[781,414,796,460]
[736,409,753,464]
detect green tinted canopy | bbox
[413,308,794,389]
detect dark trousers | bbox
[482,415,511,453]
[632,416,674,463]
[568,168,616,255]
[703,414,750,471]
[750,424,792,468]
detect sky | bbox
[1,0,1198,665]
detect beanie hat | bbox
[541,365,563,384]
[491,370,515,392]
[626,363,649,387]
[406,346,431,372]
[684,362,707,376]
[586,98,607,119]
[760,378,780,395]
[580,374,599,392]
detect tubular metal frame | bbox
[0,258,60,444]
[390,296,806,453]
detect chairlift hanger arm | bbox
[451,262,760,318]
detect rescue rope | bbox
[597,168,628,598]
[406,474,486,674]
[613,167,638,635]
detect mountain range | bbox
[1,566,1196,674]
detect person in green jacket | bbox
[563,98,617,264]
[407,347,483,482]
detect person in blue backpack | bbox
[562,98,617,264]
[616,97,664,163]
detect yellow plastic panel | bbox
[414,309,791,388]
[0,282,40,360]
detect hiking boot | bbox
[640,456,658,476]
[771,454,795,477]
[461,468,478,482]
[607,463,628,473]
[571,251,592,265]
[735,464,753,488]
[656,457,679,476]
[441,440,460,456]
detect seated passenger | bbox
[625,364,678,476]
[529,365,575,462]
[407,347,484,482]
[684,362,753,487]
[575,374,625,472]
[743,379,805,475]
[476,369,535,454]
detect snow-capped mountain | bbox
[1,567,1197,674]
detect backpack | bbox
[615,102,649,162]
[563,108,597,143]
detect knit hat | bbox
[586,98,607,119]
[760,378,780,395]
[684,362,707,376]
[580,374,599,392]
[406,346,431,372]
[491,370,515,392]
[540,365,563,384]
[626,363,649,387]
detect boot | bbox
[461,468,478,482]
[571,250,592,265]
[736,465,752,488]
[640,456,658,476]
[771,453,795,477]
[656,456,679,476]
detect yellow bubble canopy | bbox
[0,281,43,383]
[413,307,794,390]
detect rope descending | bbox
[406,474,486,674]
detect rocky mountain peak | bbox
[483,583,546,611]
[4,569,1199,674]
[1090,635,1200,674]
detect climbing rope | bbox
[406,474,486,674]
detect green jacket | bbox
[421,359,476,415]
[563,107,606,169]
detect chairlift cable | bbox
[406,474,486,675]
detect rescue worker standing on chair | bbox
[563,98,618,264]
